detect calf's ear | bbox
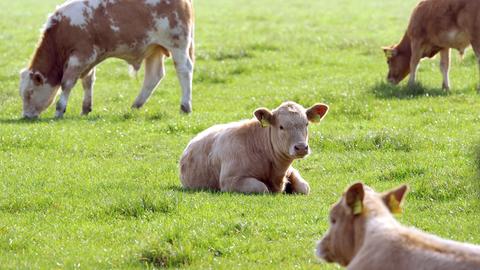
[382,46,397,59]
[254,108,274,128]
[382,185,408,214]
[345,182,365,216]
[306,103,329,123]
[30,72,45,86]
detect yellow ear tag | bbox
[260,118,270,128]
[353,198,363,215]
[389,194,402,214]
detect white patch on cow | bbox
[145,0,162,5]
[108,17,120,32]
[87,0,103,9]
[447,29,458,42]
[57,1,89,28]
[19,69,31,96]
[68,56,81,67]
[85,47,99,65]
[43,13,62,31]
[110,24,120,32]
[155,17,170,31]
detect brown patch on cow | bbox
[28,0,193,87]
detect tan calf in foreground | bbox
[20,0,194,119]
[316,183,480,270]
[383,0,480,91]
[179,101,329,194]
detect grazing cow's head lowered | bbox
[383,46,411,85]
[316,182,408,266]
[254,102,329,159]
[19,69,60,119]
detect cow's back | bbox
[46,0,193,69]
[179,120,262,190]
[408,0,480,50]
[179,124,226,190]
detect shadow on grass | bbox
[372,81,449,99]
[0,112,172,125]
[0,115,107,125]
[0,117,56,124]
[167,182,297,196]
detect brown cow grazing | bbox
[20,0,194,119]
[316,182,480,270]
[383,0,480,91]
[179,101,329,194]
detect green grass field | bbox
[1,0,480,269]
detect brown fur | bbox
[179,102,329,194]
[30,0,193,85]
[383,0,480,89]
[317,183,480,270]
[21,0,195,118]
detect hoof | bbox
[181,103,192,114]
[131,103,143,110]
[55,111,65,119]
[81,107,92,116]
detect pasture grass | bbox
[1,0,480,269]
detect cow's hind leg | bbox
[81,68,96,115]
[221,177,268,194]
[132,48,166,109]
[472,41,480,93]
[439,48,451,91]
[171,47,194,113]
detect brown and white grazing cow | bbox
[383,0,480,91]
[179,101,329,194]
[316,182,480,270]
[20,0,194,119]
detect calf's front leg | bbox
[286,168,310,195]
[220,176,268,194]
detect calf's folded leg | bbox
[287,168,310,195]
[220,176,268,194]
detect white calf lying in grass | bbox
[179,101,329,194]
[316,183,480,270]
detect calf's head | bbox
[316,182,408,267]
[383,46,411,85]
[254,101,329,159]
[19,69,60,119]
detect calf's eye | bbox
[331,218,336,224]
[279,126,284,130]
